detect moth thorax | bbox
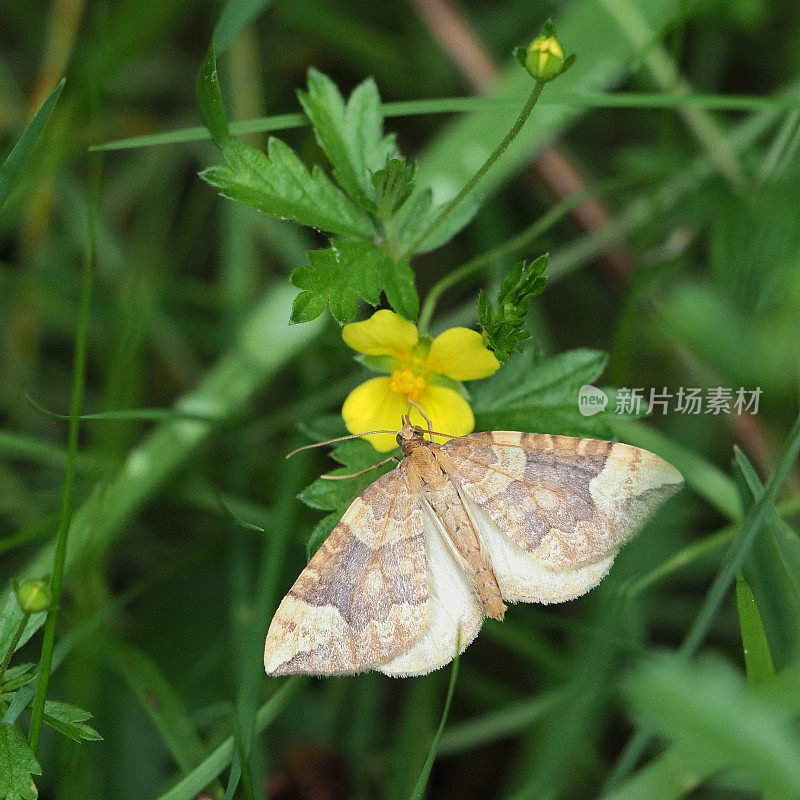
[398,432,429,457]
[403,441,447,491]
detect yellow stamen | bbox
[389,368,426,402]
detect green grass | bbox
[2,0,800,798]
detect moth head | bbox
[396,415,427,448]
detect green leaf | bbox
[372,157,415,221]
[623,653,800,798]
[297,439,394,512]
[603,743,724,800]
[539,19,557,39]
[290,242,380,325]
[734,446,800,665]
[195,45,230,148]
[479,256,548,362]
[735,574,775,686]
[0,723,41,800]
[0,594,46,662]
[305,512,340,560]
[297,70,397,203]
[290,291,327,325]
[0,77,64,214]
[380,257,418,321]
[200,138,375,238]
[394,187,482,255]
[290,241,417,324]
[473,349,625,437]
[0,664,36,697]
[42,700,102,743]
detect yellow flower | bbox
[341,310,500,451]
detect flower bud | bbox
[525,35,565,81]
[514,21,574,83]
[14,579,52,614]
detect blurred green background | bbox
[2,0,800,798]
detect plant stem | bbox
[0,613,30,684]
[417,184,596,333]
[404,81,545,260]
[27,202,94,753]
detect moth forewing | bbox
[586,442,684,544]
[441,431,682,569]
[263,469,429,676]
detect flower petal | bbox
[342,310,418,359]
[413,385,475,443]
[342,377,407,452]
[426,328,500,381]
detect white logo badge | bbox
[578,384,608,417]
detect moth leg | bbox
[407,398,435,439]
[321,456,399,480]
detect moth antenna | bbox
[285,430,400,459]
[320,456,400,480]
[423,429,463,440]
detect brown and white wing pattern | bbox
[379,494,485,677]
[264,469,427,676]
[442,432,682,604]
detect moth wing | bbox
[442,432,682,603]
[264,469,428,676]
[378,494,485,677]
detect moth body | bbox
[402,434,506,620]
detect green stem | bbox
[0,613,30,684]
[403,81,545,260]
[417,184,597,333]
[27,209,94,753]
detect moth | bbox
[264,417,682,677]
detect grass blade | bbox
[608,410,800,787]
[108,641,208,774]
[409,639,461,800]
[0,77,65,212]
[196,44,230,148]
[214,0,273,54]
[603,744,724,800]
[734,446,800,666]
[154,678,303,800]
[437,691,561,757]
[89,93,800,153]
[27,149,96,754]
[735,574,775,686]
[24,394,218,423]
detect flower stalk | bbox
[403,80,545,259]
